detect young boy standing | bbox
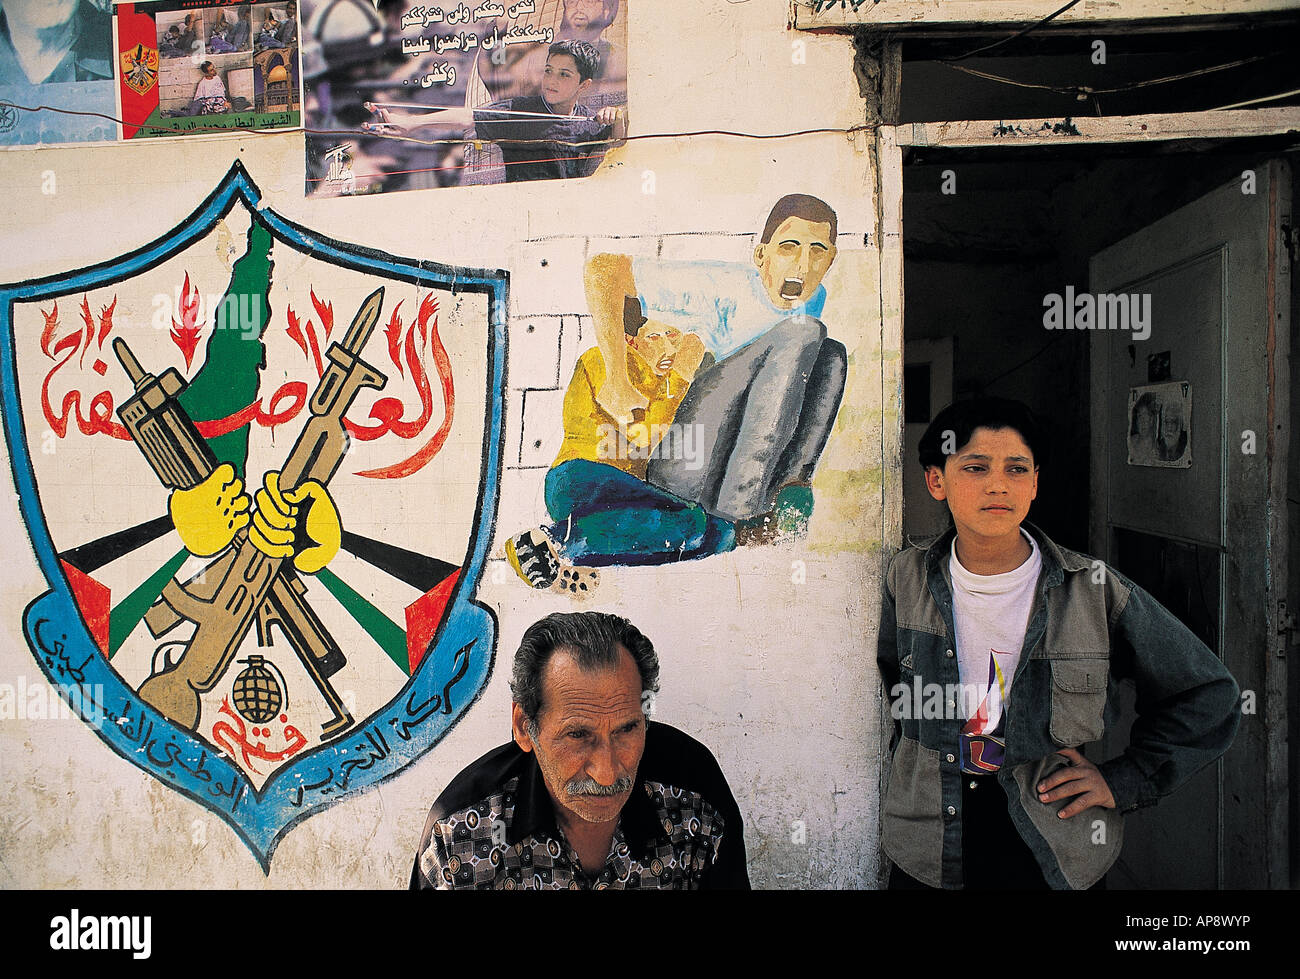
[878,397,1240,889]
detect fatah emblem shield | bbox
[119,42,159,97]
[1,162,504,868]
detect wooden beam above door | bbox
[792,0,1300,34]
[895,107,1300,147]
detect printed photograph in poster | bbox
[114,1,301,139]
[0,0,117,146]
[300,0,628,197]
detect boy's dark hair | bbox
[548,40,601,82]
[511,611,660,732]
[759,194,838,244]
[918,397,1046,471]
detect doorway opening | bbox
[900,136,1299,888]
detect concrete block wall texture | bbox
[0,2,888,888]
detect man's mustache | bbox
[567,774,635,797]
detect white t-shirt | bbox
[195,75,227,100]
[949,529,1042,773]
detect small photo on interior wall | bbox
[0,0,117,146]
[114,1,300,139]
[1128,381,1192,469]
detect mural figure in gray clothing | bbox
[584,194,846,541]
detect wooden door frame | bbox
[875,108,1297,886]
[795,0,1300,34]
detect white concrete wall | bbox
[0,0,889,888]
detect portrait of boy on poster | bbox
[302,0,629,195]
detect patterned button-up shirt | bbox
[410,722,749,890]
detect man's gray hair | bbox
[512,611,660,737]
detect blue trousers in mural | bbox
[544,459,735,567]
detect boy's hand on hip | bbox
[1037,747,1116,818]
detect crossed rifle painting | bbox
[1,163,502,864]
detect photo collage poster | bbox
[114,1,301,139]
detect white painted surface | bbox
[0,3,889,888]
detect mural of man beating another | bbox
[506,195,846,593]
[506,302,729,594]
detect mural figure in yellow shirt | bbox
[507,302,734,593]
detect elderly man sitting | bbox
[410,611,749,889]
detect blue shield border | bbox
[0,160,506,869]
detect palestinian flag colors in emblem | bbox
[0,163,504,867]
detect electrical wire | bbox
[941,64,1064,94]
[944,53,1275,98]
[942,0,1086,62]
[981,338,1058,386]
[2,44,1290,149]
[0,98,873,147]
[1210,87,1300,111]
[335,123,874,149]
[303,150,612,184]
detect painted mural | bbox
[115,2,302,139]
[0,0,117,146]
[505,194,846,594]
[301,0,628,195]
[0,162,504,867]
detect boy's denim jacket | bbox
[877,522,1240,889]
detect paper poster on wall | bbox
[113,1,301,139]
[300,0,628,197]
[1128,381,1192,468]
[0,1,118,146]
[0,162,505,866]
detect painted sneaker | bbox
[505,529,561,589]
[505,528,600,595]
[734,485,815,546]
